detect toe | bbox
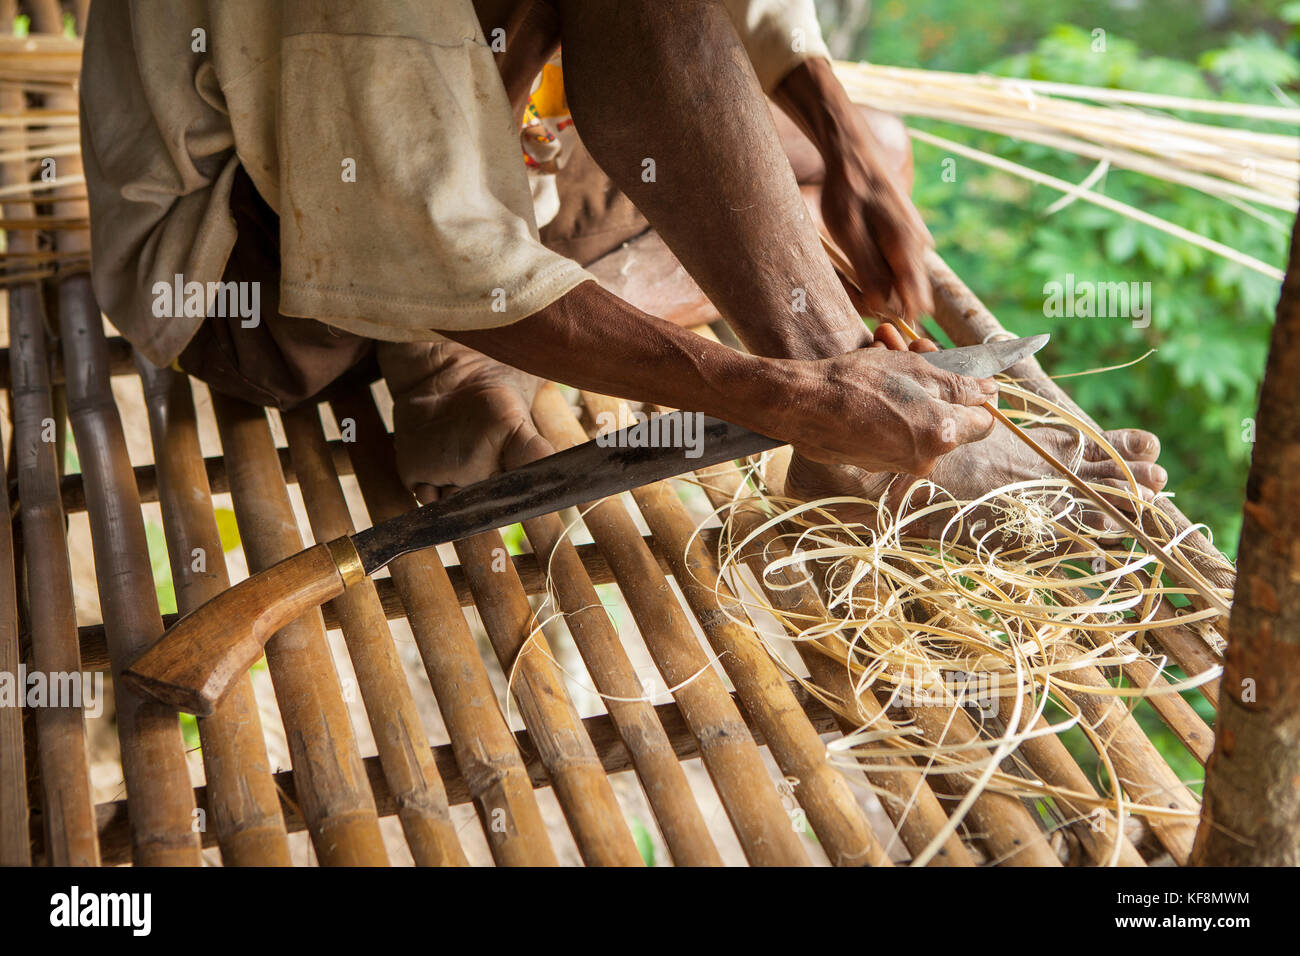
[1081,458,1166,495]
[1088,428,1161,462]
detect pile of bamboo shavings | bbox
[833,60,1299,280]
[681,381,1222,863]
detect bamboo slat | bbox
[330,390,558,866]
[7,289,97,865]
[531,386,812,865]
[1054,646,1202,863]
[0,14,96,861]
[58,275,201,865]
[0,408,27,864]
[281,402,468,866]
[209,393,388,866]
[136,357,291,866]
[580,390,889,867]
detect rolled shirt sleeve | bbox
[721,0,833,92]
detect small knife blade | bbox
[921,333,1049,378]
[350,335,1048,574]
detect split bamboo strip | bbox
[0,35,82,79]
[0,19,95,862]
[58,275,201,865]
[331,390,557,866]
[453,529,645,866]
[210,393,388,866]
[580,390,889,867]
[858,65,1300,124]
[0,412,26,864]
[911,131,1284,281]
[531,385,812,865]
[281,402,468,867]
[693,459,975,865]
[136,358,291,866]
[513,392,721,865]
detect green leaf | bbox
[1104,221,1139,263]
[214,507,241,552]
[145,521,177,616]
[630,818,656,866]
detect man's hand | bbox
[777,347,997,476]
[821,144,934,322]
[774,57,934,323]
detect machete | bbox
[122,335,1048,716]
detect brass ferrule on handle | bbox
[326,535,366,588]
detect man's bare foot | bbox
[376,340,553,503]
[780,423,1167,546]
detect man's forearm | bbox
[440,281,794,437]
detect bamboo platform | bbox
[0,310,1227,867]
[0,6,1229,867]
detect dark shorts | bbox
[176,167,378,410]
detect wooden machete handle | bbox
[122,538,365,716]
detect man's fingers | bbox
[873,322,908,351]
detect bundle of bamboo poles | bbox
[834,60,1298,280]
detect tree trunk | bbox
[1192,212,1300,865]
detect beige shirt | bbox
[82,1,831,366]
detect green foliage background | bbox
[819,0,1298,558]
